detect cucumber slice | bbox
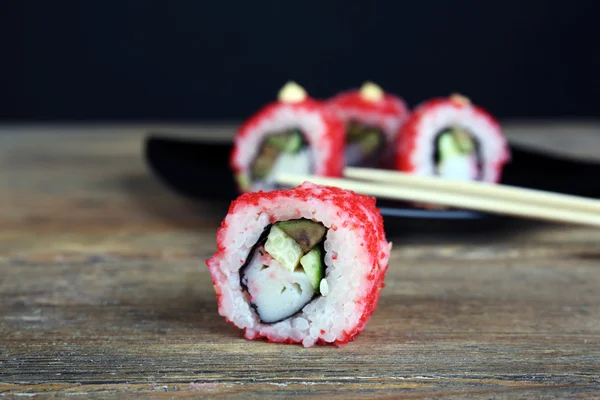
[453,129,475,153]
[266,131,303,153]
[438,131,461,160]
[300,246,324,292]
[264,225,304,271]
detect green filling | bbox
[360,131,381,154]
[266,130,303,153]
[454,129,475,153]
[346,121,383,155]
[251,130,304,180]
[264,225,304,271]
[263,219,327,293]
[251,144,278,179]
[235,172,251,191]
[300,246,324,291]
[437,127,476,161]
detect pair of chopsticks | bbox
[276,167,600,227]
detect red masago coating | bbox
[206,183,390,346]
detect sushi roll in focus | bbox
[206,182,391,347]
[396,94,510,183]
[231,82,345,193]
[327,82,410,168]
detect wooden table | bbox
[1,123,599,398]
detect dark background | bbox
[1,1,599,122]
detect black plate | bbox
[144,134,600,222]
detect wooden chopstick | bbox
[345,167,600,214]
[275,172,600,227]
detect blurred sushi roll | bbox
[327,82,410,168]
[396,94,510,183]
[206,182,391,347]
[231,82,345,193]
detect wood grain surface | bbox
[1,124,599,399]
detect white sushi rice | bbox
[208,184,389,347]
[319,278,329,296]
[402,104,508,182]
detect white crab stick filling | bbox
[436,131,478,181]
[438,155,478,181]
[242,245,315,323]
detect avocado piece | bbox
[437,128,476,163]
[359,130,381,155]
[275,219,327,253]
[252,130,305,179]
[300,246,324,292]
[266,130,303,153]
[266,133,288,149]
[453,129,475,153]
[251,143,279,179]
[281,131,302,153]
[346,123,382,153]
[264,225,304,271]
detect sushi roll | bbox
[231,82,345,193]
[327,82,410,168]
[396,94,510,183]
[206,182,391,347]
